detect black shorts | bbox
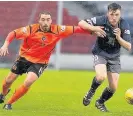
[11,57,48,77]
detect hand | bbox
[93,32,106,38]
[92,26,106,38]
[113,28,121,40]
[0,45,9,56]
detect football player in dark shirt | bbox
[79,3,131,112]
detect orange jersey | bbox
[10,24,90,64]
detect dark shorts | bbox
[11,57,48,77]
[93,55,121,74]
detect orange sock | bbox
[7,84,29,104]
[2,79,12,96]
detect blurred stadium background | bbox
[0,1,133,70]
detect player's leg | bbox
[0,56,22,104]
[83,55,107,106]
[3,63,47,110]
[2,57,32,109]
[95,72,119,112]
[7,72,38,104]
[0,72,18,103]
[1,57,26,98]
[3,72,38,110]
[95,57,120,112]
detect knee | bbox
[24,80,32,87]
[6,75,17,84]
[96,73,107,82]
[24,79,36,87]
[24,72,38,87]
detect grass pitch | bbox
[0,69,133,116]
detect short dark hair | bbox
[108,3,121,11]
[39,11,51,18]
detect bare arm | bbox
[78,20,106,37]
[114,28,131,51]
[117,37,131,51]
[78,20,96,31]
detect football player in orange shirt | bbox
[0,11,106,110]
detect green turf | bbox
[0,69,133,116]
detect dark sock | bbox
[99,87,114,104]
[90,77,102,92]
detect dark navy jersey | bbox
[85,15,131,58]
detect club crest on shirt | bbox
[42,37,46,41]
[41,37,46,46]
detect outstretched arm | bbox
[58,25,91,39]
[0,26,31,56]
[78,20,106,37]
[74,26,91,34]
[0,31,15,56]
[4,31,15,47]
